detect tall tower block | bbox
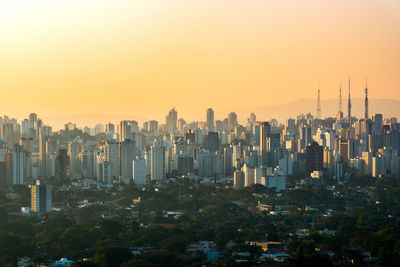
[316,88,321,119]
[348,78,352,127]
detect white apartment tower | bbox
[133,158,147,185]
[151,140,165,180]
[120,139,135,180]
[105,140,120,178]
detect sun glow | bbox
[0,0,399,128]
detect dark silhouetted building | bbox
[205,132,219,152]
[306,141,323,174]
[260,122,271,155]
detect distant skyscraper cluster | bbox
[0,82,399,198]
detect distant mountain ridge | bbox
[43,98,400,130]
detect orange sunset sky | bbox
[0,0,399,128]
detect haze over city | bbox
[1,1,400,266]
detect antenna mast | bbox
[365,78,369,120]
[339,83,342,114]
[317,88,321,119]
[348,78,352,126]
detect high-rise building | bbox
[223,147,233,175]
[120,139,135,180]
[206,108,214,132]
[56,149,69,180]
[254,167,263,184]
[78,150,95,178]
[205,132,219,152]
[64,122,76,131]
[184,129,195,144]
[39,136,47,178]
[268,133,281,152]
[177,118,186,132]
[68,137,83,177]
[215,120,224,132]
[198,150,212,177]
[12,144,25,185]
[131,120,139,133]
[105,140,120,178]
[94,124,105,135]
[233,170,244,189]
[372,155,384,177]
[119,120,132,141]
[276,154,293,176]
[323,148,333,169]
[252,124,260,145]
[133,158,146,185]
[177,154,194,175]
[267,176,286,192]
[102,161,112,185]
[105,123,115,140]
[0,144,12,185]
[227,112,238,130]
[299,124,312,151]
[166,108,178,134]
[29,113,37,129]
[30,180,52,212]
[21,119,30,137]
[248,113,256,126]
[285,119,296,135]
[362,151,372,175]
[105,123,115,134]
[149,120,158,131]
[37,118,43,143]
[151,140,165,180]
[260,122,271,155]
[372,114,383,134]
[143,120,159,132]
[339,139,357,165]
[243,164,255,187]
[306,141,323,174]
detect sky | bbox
[0,0,399,128]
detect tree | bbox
[100,220,123,237]
[159,234,190,253]
[92,246,132,267]
[0,206,8,224]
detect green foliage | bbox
[123,250,180,267]
[100,219,123,237]
[92,246,132,267]
[285,253,333,267]
[0,176,399,265]
[159,234,190,253]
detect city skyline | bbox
[3,95,398,131]
[1,1,400,264]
